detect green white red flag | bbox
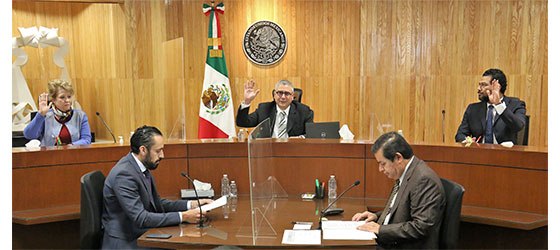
[198,2,235,138]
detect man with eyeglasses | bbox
[455,68,526,144]
[236,79,314,138]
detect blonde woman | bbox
[24,79,91,145]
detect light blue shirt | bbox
[486,97,506,144]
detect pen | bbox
[315,179,319,189]
[292,221,313,225]
[475,136,481,143]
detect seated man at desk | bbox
[102,125,212,249]
[352,132,446,249]
[455,68,526,144]
[236,79,314,137]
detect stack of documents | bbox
[322,220,376,240]
[281,220,376,245]
[281,230,321,245]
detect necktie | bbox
[485,105,494,144]
[143,170,153,198]
[278,111,287,138]
[377,179,400,224]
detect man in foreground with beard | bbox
[101,125,213,249]
[455,68,526,144]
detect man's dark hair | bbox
[483,68,507,94]
[130,125,162,154]
[371,132,414,161]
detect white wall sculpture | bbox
[12,26,73,131]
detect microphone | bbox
[317,180,360,230]
[442,110,446,143]
[96,112,116,143]
[180,172,206,228]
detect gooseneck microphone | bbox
[96,112,116,143]
[180,172,206,228]
[317,180,360,230]
[442,110,446,143]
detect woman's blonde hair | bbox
[47,79,74,100]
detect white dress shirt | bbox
[272,105,290,138]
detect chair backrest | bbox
[439,178,465,249]
[516,115,530,145]
[272,88,303,102]
[293,88,303,102]
[80,170,106,249]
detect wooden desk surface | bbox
[138,196,376,249]
[12,139,547,229]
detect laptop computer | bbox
[305,122,340,139]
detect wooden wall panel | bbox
[361,0,547,145]
[13,0,548,146]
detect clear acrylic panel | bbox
[238,118,288,244]
[161,38,186,141]
[369,112,394,141]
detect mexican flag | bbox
[198,2,235,139]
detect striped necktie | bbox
[278,111,287,138]
[377,179,400,224]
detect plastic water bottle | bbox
[328,175,337,199]
[221,174,230,197]
[230,180,238,197]
[222,203,230,219]
[237,129,245,141]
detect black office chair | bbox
[272,88,303,102]
[439,178,465,249]
[516,115,530,145]
[80,170,106,249]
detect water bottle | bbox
[118,136,124,144]
[221,174,230,197]
[231,197,237,212]
[222,203,230,219]
[328,175,337,199]
[237,129,245,141]
[230,180,238,197]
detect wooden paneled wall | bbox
[12,0,548,146]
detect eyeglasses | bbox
[478,82,491,87]
[275,91,293,97]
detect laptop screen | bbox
[305,122,340,139]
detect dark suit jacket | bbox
[455,96,526,144]
[101,153,189,249]
[375,157,446,249]
[236,101,314,137]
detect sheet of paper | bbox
[323,229,376,240]
[200,196,227,212]
[322,220,365,229]
[293,223,312,230]
[321,220,376,240]
[281,230,321,245]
